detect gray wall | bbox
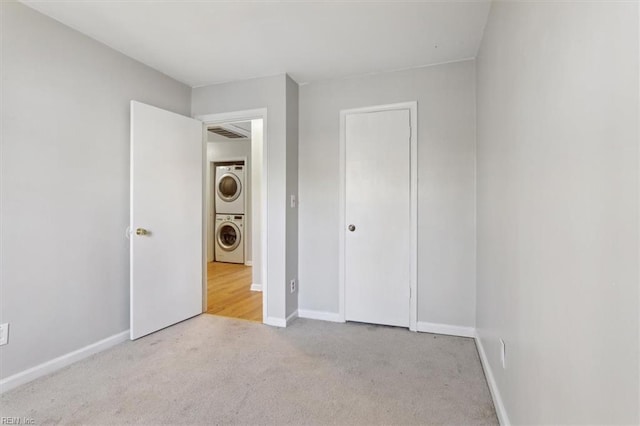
[192,74,297,322]
[476,1,639,424]
[0,1,191,379]
[285,76,299,318]
[298,60,477,327]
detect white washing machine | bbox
[215,165,245,214]
[214,214,244,264]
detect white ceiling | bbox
[22,0,491,88]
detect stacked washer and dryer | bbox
[214,164,245,264]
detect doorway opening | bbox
[203,118,265,323]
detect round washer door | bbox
[217,173,241,202]
[216,222,241,251]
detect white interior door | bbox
[345,109,411,327]
[130,101,203,340]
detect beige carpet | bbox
[1,315,497,425]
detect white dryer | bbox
[214,214,244,264]
[215,165,245,214]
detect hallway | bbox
[207,262,262,322]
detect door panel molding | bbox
[338,102,418,331]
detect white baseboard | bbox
[298,309,343,323]
[415,323,508,424]
[0,330,129,394]
[264,316,286,327]
[475,333,510,426]
[264,310,298,328]
[250,283,262,292]
[245,260,253,266]
[286,310,298,325]
[416,321,476,338]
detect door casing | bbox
[338,102,418,331]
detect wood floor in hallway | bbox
[206,261,262,322]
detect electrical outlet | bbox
[290,279,296,293]
[500,338,506,369]
[0,323,9,346]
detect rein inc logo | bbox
[1,418,35,425]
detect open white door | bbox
[130,101,203,340]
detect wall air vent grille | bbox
[208,127,247,139]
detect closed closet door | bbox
[345,108,411,327]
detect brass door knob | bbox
[136,228,148,236]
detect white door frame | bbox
[196,109,268,323]
[209,156,249,265]
[338,102,418,331]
